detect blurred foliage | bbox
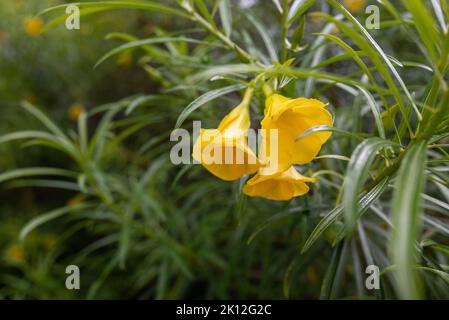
[0,0,449,300]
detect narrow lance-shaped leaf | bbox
[326,0,422,121]
[245,12,278,62]
[320,240,345,299]
[302,177,389,253]
[175,83,246,128]
[20,203,92,241]
[343,138,393,234]
[356,86,386,139]
[288,0,316,24]
[0,167,79,184]
[401,0,442,62]
[219,0,232,37]
[39,1,189,19]
[195,0,217,28]
[95,37,222,68]
[390,140,427,299]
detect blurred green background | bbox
[2,0,318,299]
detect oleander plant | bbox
[1,0,449,299]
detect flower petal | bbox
[243,166,315,201]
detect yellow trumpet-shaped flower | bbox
[243,166,315,201]
[259,94,333,173]
[193,87,260,181]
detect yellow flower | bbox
[67,195,84,207]
[193,87,260,181]
[343,0,366,13]
[243,166,315,201]
[24,95,37,104]
[0,30,9,42]
[23,17,44,37]
[259,94,332,173]
[5,244,26,263]
[68,103,86,121]
[116,51,133,67]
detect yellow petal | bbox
[243,166,315,201]
[193,105,260,181]
[218,99,250,133]
[260,94,333,169]
[264,94,290,118]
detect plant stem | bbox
[418,89,449,140]
[178,0,260,65]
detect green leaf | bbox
[343,138,393,233]
[0,131,61,145]
[419,267,449,286]
[78,111,88,153]
[0,167,79,185]
[89,104,123,159]
[324,1,422,121]
[320,240,345,299]
[42,7,108,31]
[95,37,221,68]
[356,86,385,138]
[39,1,189,19]
[21,101,68,139]
[290,16,305,51]
[245,13,278,62]
[20,203,92,241]
[195,0,217,28]
[248,208,304,244]
[296,125,364,141]
[390,140,427,299]
[118,210,132,269]
[302,177,389,253]
[422,240,449,256]
[219,0,232,37]
[175,83,246,128]
[5,179,80,191]
[401,0,441,62]
[288,0,316,25]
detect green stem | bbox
[178,1,259,65]
[418,89,449,140]
[262,82,274,96]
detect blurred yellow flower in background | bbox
[67,194,84,207]
[343,0,366,13]
[193,87,260,181]
[259,94,333,173]
[116,51,133,68]
[68,103,86,121]
[23,16,44,37]
[0,30,9,42]
[243,166,315,201]
[24,95,37,104]
[5,244,26,263]
[42,236,57,250]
